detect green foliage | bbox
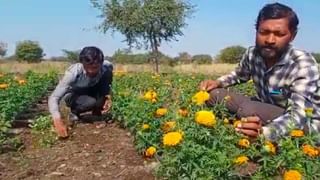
[15,40,44,62]
[112,49,149,64]
[216,45,246,64]
[92,0,194,72]
[0,42,7,57]
[30,115,57,148]
[62,49,80,62]
[312,53,320,63]
[192,54,212,64]
[175,52,192,64]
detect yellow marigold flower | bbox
[195,110,216,127]
[304,108,313,118]
[238,138,250,148]
[192,91,210,105]
[163,131,183,146]
[155,108,167,117]
[162,121,176,133]
[223,118,229,124]
[142,124,150,130]
[224,95,231,101]
[248,79,253,83]
[233,120,242,128]
[283,170,302,180]
[0,83,9,89]
[18,79,26,85]
[302,144,319,158]
[143,90,157,102]
[145,146,156,157]
[290,129,304,137]
[178,108,188,117]
[263,141,276,154]
[233,155,249,165]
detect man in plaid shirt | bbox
[200,3,320,141]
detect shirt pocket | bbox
[269,88,289,108]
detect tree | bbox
[92,0,194,72]
[192,54,212,64]
[312,53,320,63]
[62,49,80,62]
[15,40,44,62]
[216,45,246,64]
[0,42,7,58]
[176,52,192,64]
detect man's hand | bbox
[53,118,68,138]
[235,116,262,138]
[102,95,112,113]
[199,80,221,91]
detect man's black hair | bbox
[256,3,299,33]
[79,46,104,64]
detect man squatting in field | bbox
[200,3,320,142]
[48,46,113,137]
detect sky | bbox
[1,0,320,58]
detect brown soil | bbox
[0,97,155,180]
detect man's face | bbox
[83,62,102,77]
[256,18,295,60]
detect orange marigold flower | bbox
[163,131,183,146]
[192,91,210,105]
[178,108,188,117]
[238,138,250,148]
[302,144,319,158]
[18,79,26,85]
[283,170,302,180]
[195,110,216,127]
[233,120,241,128]
[161,121,176,133]
[145,146,156,157]
[290,129,304,137]
[143,90,157,102]
[0,83,9,89]
[142,124,150,130]
[263,141,276,154]
[233,155,249,165]
[155,108,167,117]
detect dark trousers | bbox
[206,88,285,125]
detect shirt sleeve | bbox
[217,48,252,87]
[99,62,113,96]
[263,64,319,140]
[48,70,76,120]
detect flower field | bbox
[112,72,320,179]
[0,71,57,148]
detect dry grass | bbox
[0,61,236,76]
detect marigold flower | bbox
[192,91,210,105]
[145,146,156,157]
[155,108,167,117]
[0,83,9,89]
[233,155,249,165]
[161,121,176,133]
[290,129,304,137]
[263,141,276,154]
[304,108,313,118]
[178,108,188,117]
[283,170,302,180]
[224,95,231,101]
[0,73,4,78]
[223,118,229,124]
[143,90,157,102]
[233,120,241,128]
[302,144,319,158]
[18,79,26,85]
[163,131,183,146]
[195,110,216,127]
[142,124,150,130]
[238,138,250,148]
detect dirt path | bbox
[0,121,155,180]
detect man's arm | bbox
[48,71,76,120]
[217,48,252,87]
[263,65,319,140]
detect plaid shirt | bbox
[217,45,320,140]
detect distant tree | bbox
[312,53,320,63]
[216,45,246,64]
[15,40,44,62]
[91,0,194,72]
[176,52,192,64]
[0,42,7,58]
[192,54,212,64]
[62,49,80,62]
